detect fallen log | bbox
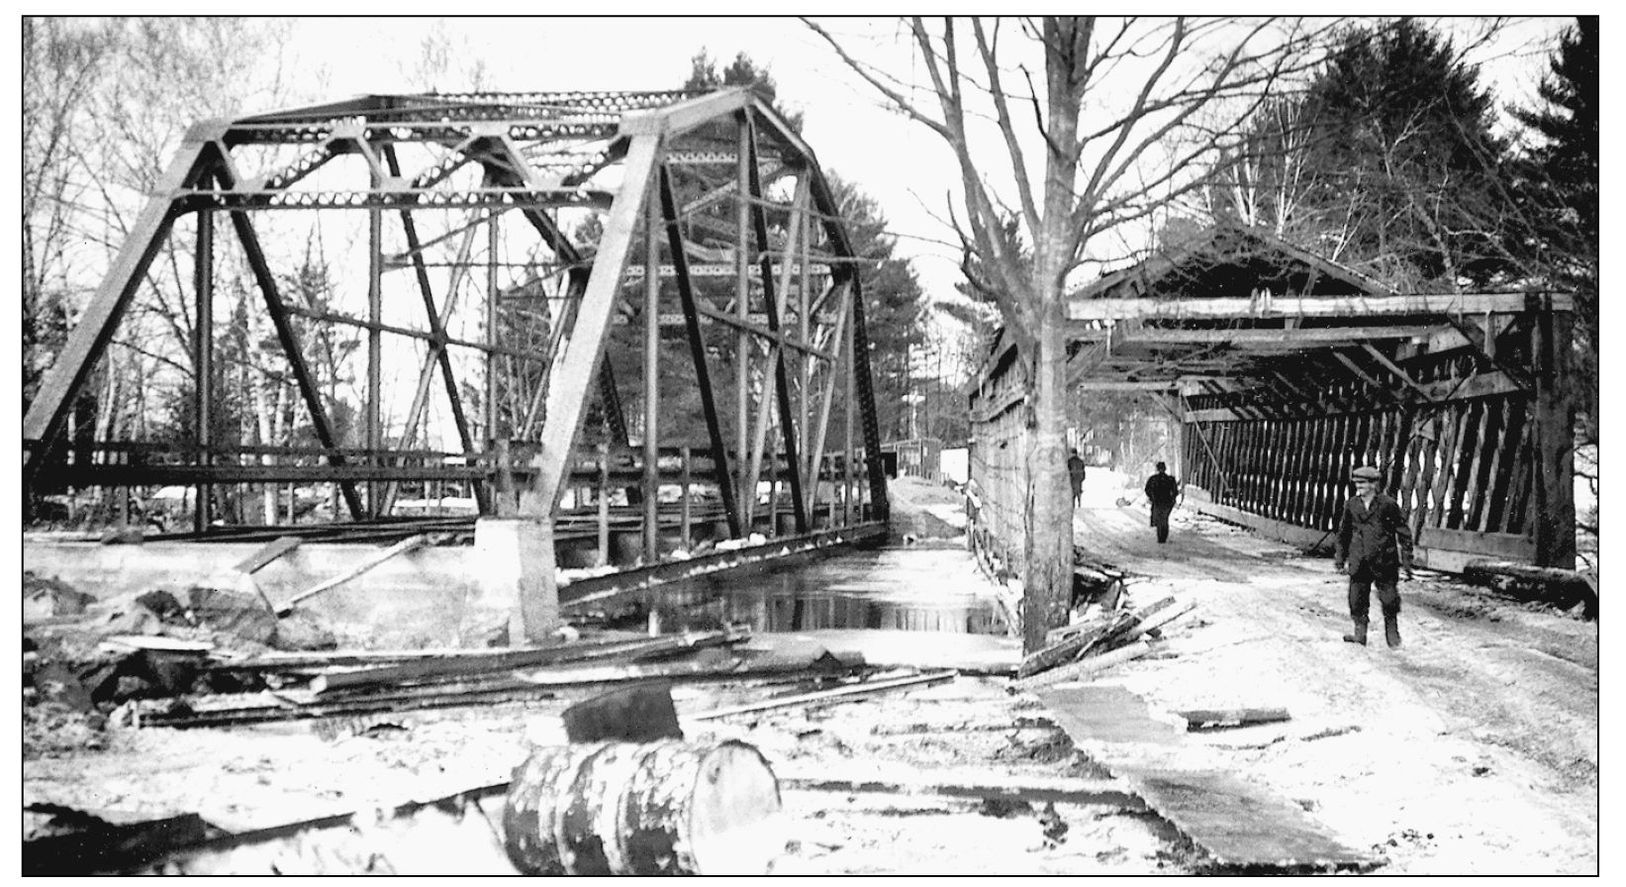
[1461,560,1597,618]
[1177,707,1291,731]
[688,669,956,721]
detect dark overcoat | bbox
[1334,492,1415,581]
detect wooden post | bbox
[1532,296,1576,567]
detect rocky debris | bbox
[25,572,96,620]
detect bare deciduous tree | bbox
[807,16,1330,652]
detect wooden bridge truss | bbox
[23,88,890,568]
[971,227,1577,572]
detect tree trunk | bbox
[1021,292,1072,654]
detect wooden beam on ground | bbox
[307,630,743,694]
[1176,707,1292,731]
[778,767,1147,810]
[688,669,956,721]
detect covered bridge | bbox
[970,225,1576,573]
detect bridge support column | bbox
[475,517,560,645]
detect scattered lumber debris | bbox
[1177,707,1292,732]
[306,628,746,694]
[1014,595,1197,689]
[110,627,879,728]
[1012,641,1154,692]
[1461,560,1598,619]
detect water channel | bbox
[623,543,1008,636]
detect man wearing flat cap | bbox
[1334,464,1415,648]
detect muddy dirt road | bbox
[1071,498,1598,874]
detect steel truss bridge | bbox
[23,88,892,620]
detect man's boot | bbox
[1383,610,1402,649]
[1342,620,1368,645]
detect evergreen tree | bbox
[1510,17,1598,444]
[1212,19,1518,291]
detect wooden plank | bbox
[1482,398,1525,534]
[1111,325,1441,348]
[688,669,956,721]
[231,536,303,575]
[1417,526,1534,561]
[1463,399,1501,531]
[1011,640,1155,692]
[778,767,1147,811]
[1032,683,1185,745]
[308,631,741,694]
[275,534,430,616]
[562,683,683,743]
[1129,770,1376,868]
[1066,292,1564,322]
[1176,707,1292,731]
[1020,613,1126,678]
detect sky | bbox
[256,15,1575,311]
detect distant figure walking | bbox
[1334,465,1415,648]
[1144,462,1180,544]
[1067,449,1088,508]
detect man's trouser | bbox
[1150,503,1174,543]
[1347,561,1401,624]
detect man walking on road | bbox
[1067,449,1088,508]
[1334,465,1415,648]
[1143,462,1180,544]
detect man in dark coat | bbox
[1143,462,1180,544]
[1067,449,1088,508]
[1334,464,1415,648]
